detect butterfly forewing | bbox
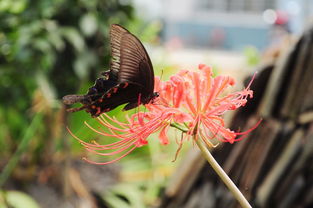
[119,28,154,95]
[110,25,130,77]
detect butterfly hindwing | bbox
[85,82,144,117]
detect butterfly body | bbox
[63,24,157,117]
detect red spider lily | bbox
[69,64,260,164]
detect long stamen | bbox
[69,64,258,166]
[85,140,137,155]
[202,79,220,112]
[82,145,137,165]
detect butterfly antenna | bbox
[160,69,164,81]
[136,93,142,121]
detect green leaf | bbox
[0,0,26,13]
[244,46,260,66]
[105,184,146,208]
[80,13,98,37]
[0,190,40,208]
[61,27,85,52]
[73,50,97,80]
[9,0,26,14]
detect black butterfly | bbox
[62,24,158,117]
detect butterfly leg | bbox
[123,93,142,111]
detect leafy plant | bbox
[0,0,135,187]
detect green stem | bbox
[170,123,188,133]
[0,113,42,187]
[195,138,252,208]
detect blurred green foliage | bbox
[0,0,135,153]
[0,0,135,111]
[243,46,260,66]
[0,0,135,186]
[0,0,177,207]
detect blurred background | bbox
[1,0,313,207]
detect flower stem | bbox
[195,138,252,208]
[170,122,188,133]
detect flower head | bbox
[70,64,260,164]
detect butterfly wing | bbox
[111,24,155,98]
[63,76,118,111]
[109,24,127,79]
[85,82,145,117]
[62,24,156,116]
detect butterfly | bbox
[62,24,158,117]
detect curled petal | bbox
[159,125,170,145]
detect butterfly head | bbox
[149,92,159,104]
[139,92,159,105]
[153,92,159,98]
